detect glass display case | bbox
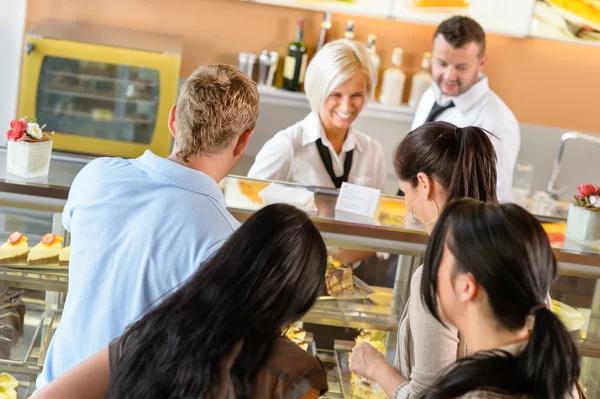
[0,149,598,398]
[18,19,182,158]
[0,205,63,397]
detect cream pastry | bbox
[28,234,63,265]
[58,246,70,266]
[0,232,28,264]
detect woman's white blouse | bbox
[248,112,386,191]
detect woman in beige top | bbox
[382,199,582,398]
[349,121,500,397]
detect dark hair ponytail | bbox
[520,307,581,398]
[394,122,498,204]
[421,199,581,399]
[446,126,498,203]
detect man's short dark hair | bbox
[434,16,486,56]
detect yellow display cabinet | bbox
[18,19,182,158]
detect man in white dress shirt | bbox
[412,16,520,203]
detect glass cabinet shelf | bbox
[0,266,68,293]
[44,69,159,87]
[41,88,157,105]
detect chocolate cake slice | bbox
[325,264,354,296]
[0,291,25,335]
[0,322,15,343]
[0,313,19,344]
[0,336,11,359]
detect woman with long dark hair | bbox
[350,121,500,397]
[419,199,582,398]
[33,203,329,399]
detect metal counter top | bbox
[0,149,599,274]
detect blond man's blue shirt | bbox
[38,150,239,388]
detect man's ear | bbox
[478,55,488,73]
[233,128,255,157]
[168,105,177,138]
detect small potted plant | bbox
[565,184,600,245]
[6,116,54,178]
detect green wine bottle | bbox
[283,18,308,92]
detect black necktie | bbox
[425,101,455,123]
[315,138,353,189]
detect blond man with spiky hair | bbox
[38,64,259,389]
[249,39,386,191]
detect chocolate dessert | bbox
[325,257,355,296]
[0,291,26,359]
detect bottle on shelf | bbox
[344,20,355,40]
[283,18,308,92]
[366,34,381,99]
[408,52,433,108]
[316,12,333,54]
[366,34,381,71]
[379,48,406,107]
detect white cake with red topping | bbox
[0,233,29,264]
[28,234,63,265]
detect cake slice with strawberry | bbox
[0,233,29,265]
[58,246,70,266]
[28,234,63,265]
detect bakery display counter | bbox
[0,151,599,397]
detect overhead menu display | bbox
[390,0,536,37]
[249,0,394,18]
[530,0,600,46]
[245,0,600,44]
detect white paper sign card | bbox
[335,182,381,224]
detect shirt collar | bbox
[301,112,363,153]
[130,150,225,205]
[431,73,490,114]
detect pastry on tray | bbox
[325,256,355,296]
[284,322,309,351]
[0,337,11,361]
[0,291,26,359]
[59,246,70,266]
[289,337,309,351]
[0,232,29,265]
[351,330,388,399]
[0,372,17,399]
[28,234,64,265]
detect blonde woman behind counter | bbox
[248,39,385,191]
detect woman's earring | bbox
[411,197,440,225]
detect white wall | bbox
[0,0,27,147]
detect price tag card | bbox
[335,182,381,223]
